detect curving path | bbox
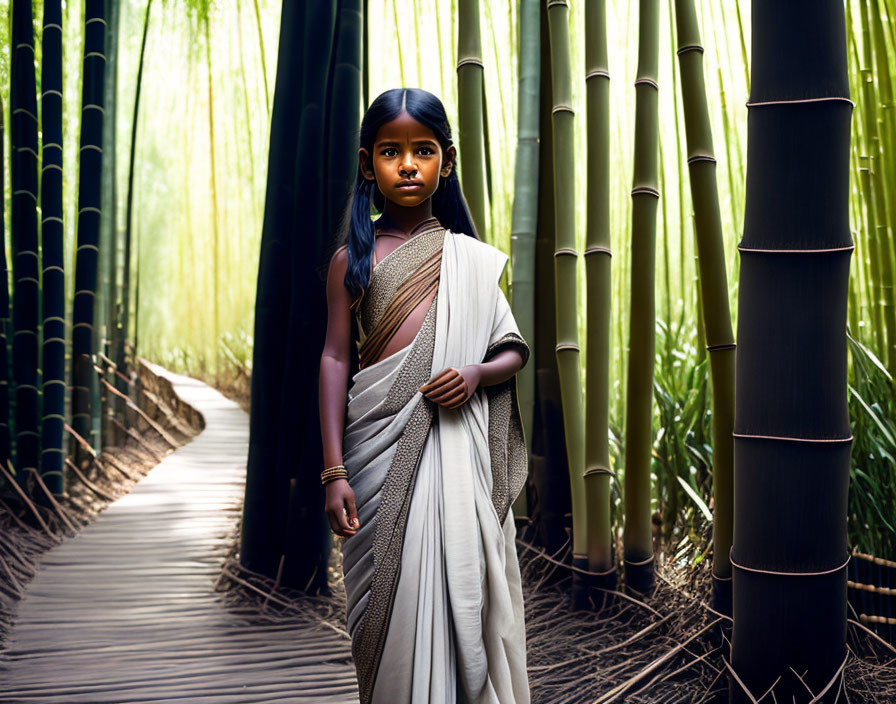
[0,362,359,703]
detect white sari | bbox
[341,228,530,704]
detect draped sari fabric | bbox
[341,227,531,704]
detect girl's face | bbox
[359,110,456,208]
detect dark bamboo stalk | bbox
[11,0,41,481]
[243,0,346,593]
[730,1,853,699]
[40,0,66,494]
[0,97,10,478]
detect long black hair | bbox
[338,88,478,304]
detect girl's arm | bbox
[420,347,524,410]
[318,246,360,537]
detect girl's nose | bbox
[400,162,417,177]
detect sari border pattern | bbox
[351,297,439,704]
[358,227,447,339]
[485,332,531,524]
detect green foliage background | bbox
[1,0,893,555]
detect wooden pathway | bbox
[0,363,359,703]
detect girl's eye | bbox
[419,147,435,155]
[381,148,397,157]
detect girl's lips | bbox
[396,183,423,189]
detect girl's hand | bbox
[419,365,482,409]
[325,479,360,537]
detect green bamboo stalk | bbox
[118,0,153,397]
[667,0,687,317]
[203,12,220,377]
[508,0,540,518]
[39,0,65,494]
[546,0,588,606]
[659,127,672,330]
[531,0,571,561]
[867,0,896,370]
[235,0,258,208]
[456,0,488,240]
[857,0,893,367]
[673,0,737,615]
[252,0,270,111]
[583,0,617,601]
[97,0,121,454]
[622,0,660,597]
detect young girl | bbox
[318,88,531,704]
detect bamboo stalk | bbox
[39,0,66,495]
[583,0,617,598]
[623,0,661,597]
[456,0,488,240]
[672,0,737,615]
[530,0,571,560]
[730,0,854,697]
[859,0,896,370]
[0,94,10,476]
[508,0,540,518]
[70,0,108,460]
[118,0,153,396]
[546,0,588,606]
[10,0,41,480]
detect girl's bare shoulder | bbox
[329,245,350,274]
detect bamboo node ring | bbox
[551,104,574,114]
[555,343,580,353]
[745,95,855,108]
[623,554,655,566]
[706,342,736,351]
[729,547,851,577]
[687,154,717,164]
[737,244,855,254]
[631,186,660,198]
[456,57,484,69]
[731,431,854,444]
[584,246,613,257]
[586,69,610,80]
[546,0,570,8]
[634,77,659,89]
[676,44,704,55]
[585,466,615,478]
[554,247,578,257]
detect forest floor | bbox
[0,364,891,703]
[213,367,896,703]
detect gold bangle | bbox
[321,464,348,486]
[321,472,348,486]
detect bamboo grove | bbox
[0,0,892,701]
[245,0,891,699]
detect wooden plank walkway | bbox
[0,363,359,703]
